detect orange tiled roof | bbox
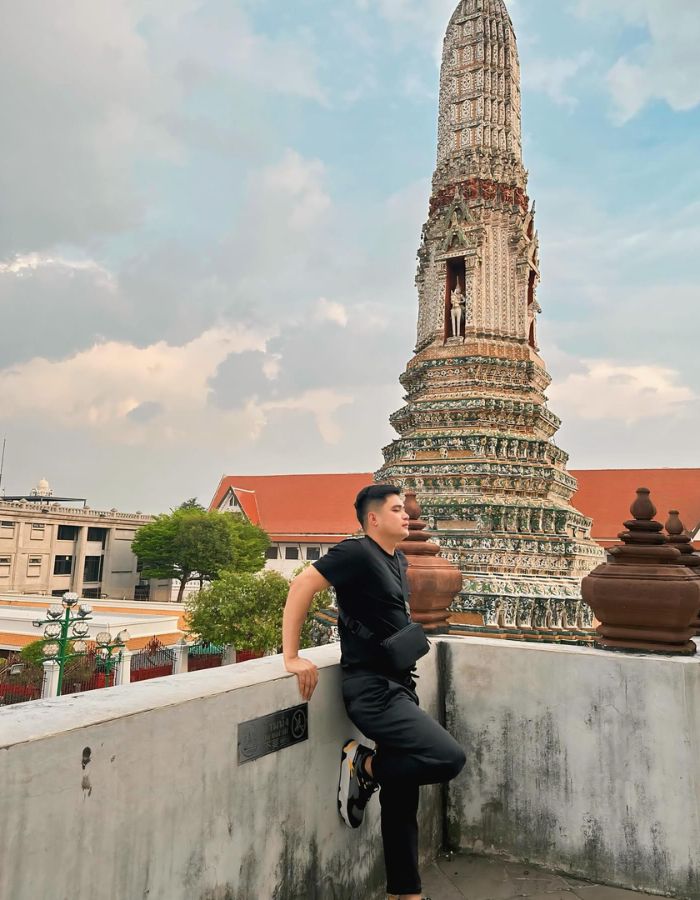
[210,470,700,550]
[571,468,700,544]
[210,474,374,538]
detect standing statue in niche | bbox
[450,284,465,338]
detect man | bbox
[283,484,466,900]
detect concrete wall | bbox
[444,637,700,899]
[0,644,441,900]
[5,636,700,900]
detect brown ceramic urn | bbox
[582,489,699,655]
[665,510,700,634]
[398,492,463,633]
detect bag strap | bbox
[337,608,377,642]
[397,553,411,620]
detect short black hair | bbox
[354,484,401,529]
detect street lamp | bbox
[93,629,130,686]
[32,592,96,696]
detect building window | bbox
[134,583,151,601]
[27,556,42,576]
[87,527,108,547]
[0,556,10,576]
[83,556,103,583]
[265,546,279,560]
[0,521,14,537]
[284,547,300,560]
[306,547,321,561]
[58,525,80,541]
[53,555,73,576]
[31,523,46,540]
[82,588,101,599]
[51,589,67,597]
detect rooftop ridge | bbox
[0,500,153,522]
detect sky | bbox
[0,0,698,513]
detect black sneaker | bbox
[337,739,378,828]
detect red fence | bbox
[187,642,225,672]
[0,655,44,706]
[0,682,42,705]
[130,638,175,683]
[0,640,266,705]
[62,647,119,694]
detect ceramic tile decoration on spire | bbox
[376,0,605,638]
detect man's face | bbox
[369,494,410,540]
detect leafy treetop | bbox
[185,568,328,653]
[132,507,269,602]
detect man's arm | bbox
[283,565,332,701]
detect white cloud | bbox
[355,0,460,56]
[0,2,326,254]
[153,3,326,104]
[523,52,592,109]
[548,360,696,425]
[315,298,348,327]
[0,2,182,253]
[261,150,331,230]
[0,326,267,439]
[576,0,700,122]
[0,322,356,453]
[261,390,355,445]
[0,253,117,292]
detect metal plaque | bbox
[237,703,309,764]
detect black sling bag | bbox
[337,545,430,671]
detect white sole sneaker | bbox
[337,739,358,828]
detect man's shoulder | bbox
[333,537,369,556]
[314,536,369,587]
[317,536,368,565]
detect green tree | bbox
[185,570,325,653]
[132,508,269,603]
[178,498,205,511]
[223,515,270,574]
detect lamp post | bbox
[32,592,129,695]
[33,592,91,696]
[94,629,130,687]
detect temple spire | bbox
[376,0,604,640]
[436,0,523,178]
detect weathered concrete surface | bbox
[444,638,700,899]
[0,645,441,900]
[4,636,698,899]
[422,851,670,900]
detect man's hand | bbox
[284,656,319,701]
[282,566,330,701]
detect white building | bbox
[209,474,372,578]
[0,481,171,602]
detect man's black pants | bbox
[342,669,466,896]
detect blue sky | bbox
[0,0,698,512]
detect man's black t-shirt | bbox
[313,536,411,674]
